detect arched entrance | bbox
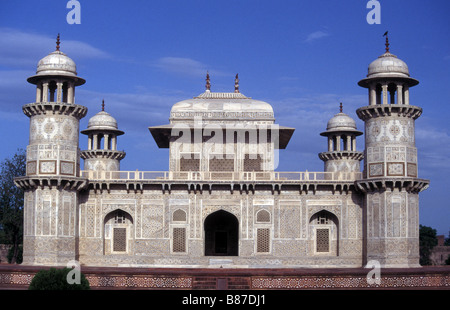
[204,210,239,256]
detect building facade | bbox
[15,35,429,268]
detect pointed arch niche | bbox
[309,210,339,256]
[104,209,134,255]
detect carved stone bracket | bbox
[356,104,422,121]
[82,179,359,195]
[80,149,126,160]
[14,176,88,191]
[22,102,87,119]
[355,177,429,194]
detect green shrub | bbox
[28,267,90,290]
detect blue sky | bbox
[0,0,449,235]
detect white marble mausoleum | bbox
[15,35,429,268]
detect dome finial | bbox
[339,102,343,113]
[102,99,105,111]
[234,73,239,93]
[56,33,61,51]
[383,31,389,53]
[205,71,211,91]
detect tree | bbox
[28,268,90,290]
[419,225,438,266]
[0,149,26,264]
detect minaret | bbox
[356,34,429,267]
[319,103,363,179]
[80,100,125,174]
[15,35,88,265]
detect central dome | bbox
[170,91,274,123]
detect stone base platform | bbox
[0,264,449,290]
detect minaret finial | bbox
[234,74,239,93]
[339,102,343,113]
[56,33,60,51]
[102,99,105,111]
[383,31,389,53]
[205,71,211,91]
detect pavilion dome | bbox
[358,36,419,88]
[326,112,357,131]
[87,111,118,130]
[27,35,86,86]
[320,104,362,136]
[367,52,410,78]
[35,50,78,77]
[81,107,124,136]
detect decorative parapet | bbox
[79,170,362,194]
[80,170,362,182]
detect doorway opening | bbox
[204,210,238,256]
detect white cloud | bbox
[416,126,450,170]
[304,30,330,43]
[76,88,184,133]
[0,28,110,68]
[153,56,228,78]
[154,57,207,77]
[0,69,35,112]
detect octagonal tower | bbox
[15,35,88,265]
[356,35,429,267]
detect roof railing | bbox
[80,170,362,182]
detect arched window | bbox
[256,209,271,223]
[104,209,133,254]
[309,210,339,255]
[255,209,271,254]
[172,209,188,253]
[173,209,187,222]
